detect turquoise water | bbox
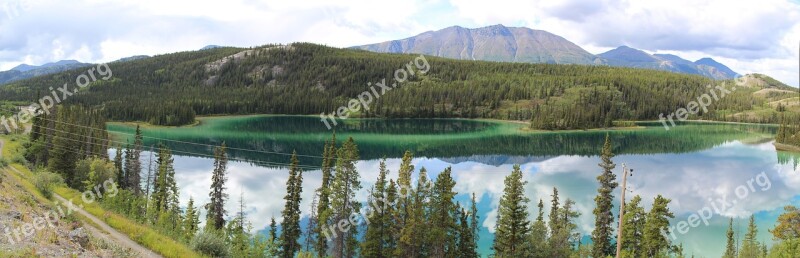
[108,115,800,257]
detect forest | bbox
[0,43,796,130]
[8,104,798,257]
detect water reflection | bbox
[108,117,798,257]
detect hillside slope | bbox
[0,43,794,129]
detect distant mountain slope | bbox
[598,46,740,79]
[355,25,741,80]
[353,24,601,65]
[0,60,90,85]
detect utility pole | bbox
[615,164,633,258]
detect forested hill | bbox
[0,43,795,128]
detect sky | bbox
[0,0,799,86]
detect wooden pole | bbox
[615,164,631,258]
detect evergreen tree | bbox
[330,137,362,258]
[493,165,530,257]
[395,150,417,256]
[183,197,200,241]
[724,218,737,258]
[207,142,228,230]
[643,195,674,257]
[114,147,124,188]
[280,151,304,258]
[315,134,336,257]
[430,167,457,257]
[362,158,389,258]
[129,125,143,195]
[469,193,480,254]
[529,199,549,258]
[592,134,618,257]
[269,217,279,257]
[739,215,761,258]
[621,195,646,257]
[151,145,178,215]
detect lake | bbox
[107,115,800,257]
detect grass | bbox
[0,134,203,258]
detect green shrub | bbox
[191,230,229,257]
[33,171,64,198]
[0,156,8,168]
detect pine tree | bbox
[739,215,761,258]
[430,167,457,257]
[592,134,618,257]
[315,134,336,257]
[280,151,304,258]
[724,218,737,258]
[330,137,362,258]
[529,199,549,258]
[493,165,530,257]
[395,150,416,256]
[548,187,564,255]
[113,146,124,188]
[362,158,389,258]
[151,145,178,215]
[643,195,674,257]
[469,193,480,255]
[269,217,279,257]
[621,195,646,257]
[207,142,228,231]
[183,197,200,241]
[129,125,143,195]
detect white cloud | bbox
[0,0,797,86]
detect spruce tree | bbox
[493,165,530,257]
[207,142,228,231]
[315,134,336,257]
[183,197,200,241]
[739,215,761,258]
[643,195,674,257]
[330,137,362,258]
[529,199,549,258]
[592,134,618,258]
[724,218,737,258]
[129,125,143,195]
[362,158,389,258]
[280,151,304,258]
[621,195,646,257]
[430,167,457,257]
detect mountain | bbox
[115,55,150,63]
[2,43,786,129]
[0,60,90,85]
[598,46,740,79]
[355,25,741,80]
[353,24,601,65]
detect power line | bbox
[35,126,324,170]
[34,116,337,160]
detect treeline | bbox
[776,113,800,148]
[720,208,800,258]
[0,43,788,128]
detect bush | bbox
[191,230,230,257]
[34,171,64,198]
[0,156,8,168]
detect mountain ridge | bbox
[355,25,741,80]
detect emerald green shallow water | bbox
[108,115,800,257]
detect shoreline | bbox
[774,142,800,153]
